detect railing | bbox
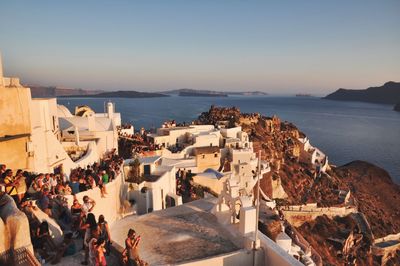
[0,247,41,266]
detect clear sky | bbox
[0,1,399,95]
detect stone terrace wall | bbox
[282,204,357,227]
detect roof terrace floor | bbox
[111,199,241,265]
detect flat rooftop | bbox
[111,199,241,265]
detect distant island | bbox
[161,88,268,96]
[324,81,400,108]
[29,86,267,98]
[394,103,400,112]
[28,85,104,98]
[226,90,268,96]
[60,90,169,98]
[177,89,227,97]
[295,93,312,97]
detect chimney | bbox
[75,126,80,146]
[88,114,96,131]
[107,102,114,119]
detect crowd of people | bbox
[0,150,123,207]
[0,149,144,265]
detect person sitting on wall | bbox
[42,173,52,191]
[82,195,96,215]
[79,176,88,192]
[35,173,46,191]
[97,172,106,198]
[70,176,80,195]
[27,176,41,198]
[101,170,109,196]
[62,181,73,195]
[107,166,115,182]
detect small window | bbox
[214,153,218,158]
[202,155,205,159]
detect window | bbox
[202,155,205,159]
[214,153,218,158]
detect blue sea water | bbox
[58,96,400,183]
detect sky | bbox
[0,1,399,95]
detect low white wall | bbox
[258,232,303,266]
[74,141,99,169]
[64,172,124,225]
[177,249,264,266]
[0,194,33,255]
[31,204,63,245]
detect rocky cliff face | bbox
[197,106,400,265]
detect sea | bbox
[58,96,400,184]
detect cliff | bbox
[196,106,400,265]
[324,81,400,105]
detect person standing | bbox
[95,238,107,266]
[3,169,19,204]
[125,229,141,266]
[82,196,96,215]
[50,174,58,195]
[98,215,112,256]
[15,169,26,203]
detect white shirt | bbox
[82,202,94,214]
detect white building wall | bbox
[258,232,303,266]
[221,127,242,138]
[231,149,255,165]
[194,132,220,147]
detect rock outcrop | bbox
[196,106,400,265]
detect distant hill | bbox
[394,103,400,112]
[227,91,268,96]
[61,90,169,98]
[29,85,103,98]
[161,88,268,96]
[177,89,227,97]
[324,81,400,105]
